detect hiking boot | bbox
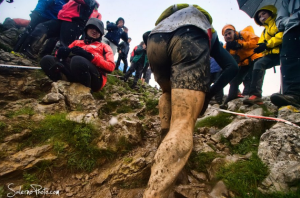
[219,103,228,110]
[243,95,263,105]
[270,93,300,108]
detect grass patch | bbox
[145,98,159,115]
[23,172,38,190]
[116,136,133,154]
[18,113,102,172]
[194,112,235,130]
[93,87,106,100]
[216,153,269,197]
[6,107,35,118]
[220,135,260,155]
[186,151,221,173]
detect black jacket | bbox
[117,41,130,57]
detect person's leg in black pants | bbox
[131,63,144,88]
[242,70,252,96]
[224,63,254,105]
[199,35,238,115]
[59,21,84,47]
[13,11,48,52]
[39,37,59,58]
[70,56,103,92]
[23,20,61,59]
[123,61,139,81]
[210,71,224,104]
[40,55,74,82]
[271,26,300,108]
[122,56,128,73]
[116,54,122,70]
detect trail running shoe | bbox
[243,95,263,105]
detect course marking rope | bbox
[0,64,120,77]
[211,107,300,129]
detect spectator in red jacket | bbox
[22,0,99,60]
[40,18,115,91]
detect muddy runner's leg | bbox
[158,81,171,141]
[143,89,205,198]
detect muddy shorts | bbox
[147,25,210,92]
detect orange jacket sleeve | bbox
[91,44,115,73]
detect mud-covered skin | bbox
[147,26,210,92]
[144,25,208,198]
[143,89,205,198]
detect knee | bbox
[70,56,88,70]
[40,55,55,69]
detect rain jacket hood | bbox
[84,17,104,36]
[254,5,277,26]
[116,17,125,25]
[254,5,283,55]
[224,26,263,66]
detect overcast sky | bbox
[0,0,281,96]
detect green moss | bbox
[18,113,102,172]
[92,88,106,100]
[220,135,260,155]
[187,151,221,173]
[23,172,38,190]
[6,107,35,118]
[194,112,235,130]
[116,136,133,154]
[145,98,159,115]
[123,157,133,163]
[216,153,269,197]
[116,105,133,113]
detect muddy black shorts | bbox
[147,25,210,92]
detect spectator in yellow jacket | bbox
[244,5,283,105]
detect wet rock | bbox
[3,129,31,142]
[258,123,300,193]
[0,144,57,177]
[42,93,65,104]
[209,180,229,198]
[278,105,300,124]
[66,111,98,124]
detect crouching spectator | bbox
[40,18,115,92]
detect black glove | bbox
[71,46,94,61]
[226,41,243,50]
[253,43,267,53]
[56,47,71,60]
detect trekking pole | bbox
[0,64,120,77]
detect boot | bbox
[243,70,265,105]
[270,93,300,108]
[243,95,263,105]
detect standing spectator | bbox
[116,37,131,73]
[141,66,152,85]
[271,0,300,108]
[13,0,68,53]
[210,57,224,104]
[243,5,283,105]
[40,18,114,92]
[121,41,148,89]
[102,17,128,55]
[220,24,263,109]
[22,0,98,59]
